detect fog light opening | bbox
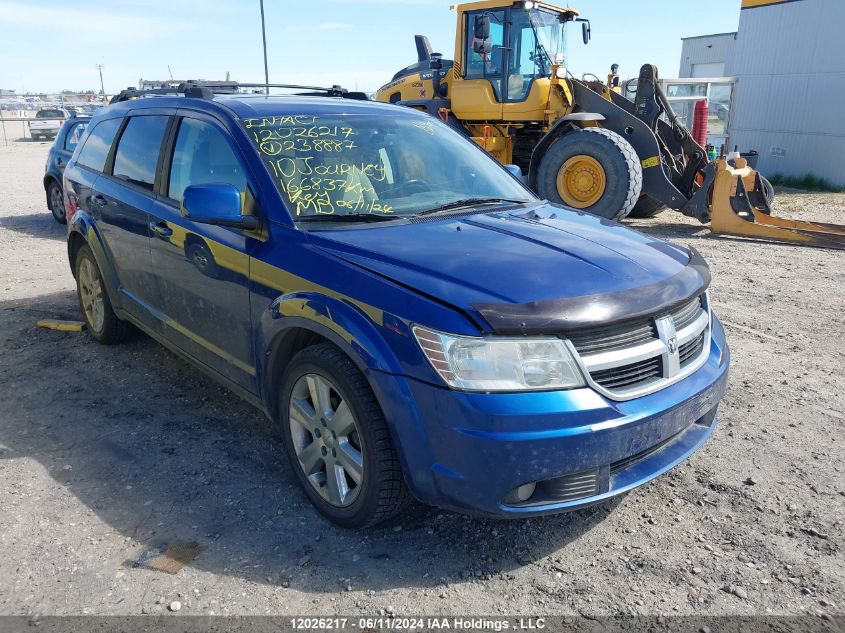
[516,482,536,501]
[504,482,537,505]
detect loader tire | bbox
[536,127,642,220]
[760,175,774,213]
[627,195,666,219]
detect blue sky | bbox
[0,0,741,94]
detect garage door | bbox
[691,62,725,78]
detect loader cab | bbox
[452,1,578,119]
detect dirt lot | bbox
[0,139,842,619]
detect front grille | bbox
[568,320,657,355]
[670,296,703,331]
[566,294,710,399]
[592,357,663,390]
[610,429,683,475]
[679,331,706,366]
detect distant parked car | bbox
[29,108,70,141]
[43,116,89,223]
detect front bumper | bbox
[373,317,730,517]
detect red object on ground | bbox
[692,100,708,148]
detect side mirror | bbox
[181,183,259,230]
[504,164,525,183]
[581,20,591,45]
[473,14,490,40]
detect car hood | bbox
[308,204,709,334]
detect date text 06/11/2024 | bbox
[289,617,548,630]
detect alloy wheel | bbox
[50,185,65,220]
[78,257,105,332]
[288,373,364,507]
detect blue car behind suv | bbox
[62,83,729,528]
[44,115,90,223]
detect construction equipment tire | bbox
[760,175,774,213]
[536,127,642,220]
[627,194,666,219]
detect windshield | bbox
[242,114,534,221]
[37,109,64,118]
[511,8,566,77]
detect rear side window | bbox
[167,118,247,203]
[76,118,121,172]
[64,122,88,151]
[112,116,169,191]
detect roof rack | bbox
[109,81,369,104]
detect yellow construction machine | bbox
[375,0,845,249]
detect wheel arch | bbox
[66,215,122,310]
[43,173,60,206]
[527,119,582,191]
[183,232,205,248]
[258,292,405,421]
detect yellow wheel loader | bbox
[375,0,845,249]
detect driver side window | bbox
[168,118,247,203]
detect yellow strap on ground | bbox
[36,319,85,332]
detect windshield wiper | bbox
[297,213,399,223]
[415,197,529,217]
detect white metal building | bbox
[679,33,736,79]
[680,0,845,186]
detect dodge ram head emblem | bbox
[667,336,678,354]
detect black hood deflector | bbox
[473,247,711,335]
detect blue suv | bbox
[63,83,729,528]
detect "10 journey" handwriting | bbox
[243,116,393,216]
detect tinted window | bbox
[168,118,247,202]
[37,109,64,118]
[112,116,169,191]
[75,118,121,172]
[64,122,88,151]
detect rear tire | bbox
[48,181,66,224]
[626,194,666,219]
[279,342,412,528]
[536,127,642,220]
[74,245,135,344]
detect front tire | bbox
[74,245,134,344]
[185,240,218,278]
[536,127,642,220]
[279,342,411,528]
[48,181,66,224]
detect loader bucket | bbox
[709,159,845,250]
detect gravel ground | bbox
[0,140,842,619]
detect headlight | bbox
[413,326,585,392]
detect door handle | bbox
[92,194,107,207]
[56,157,64,167]
[149,221,173,238]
